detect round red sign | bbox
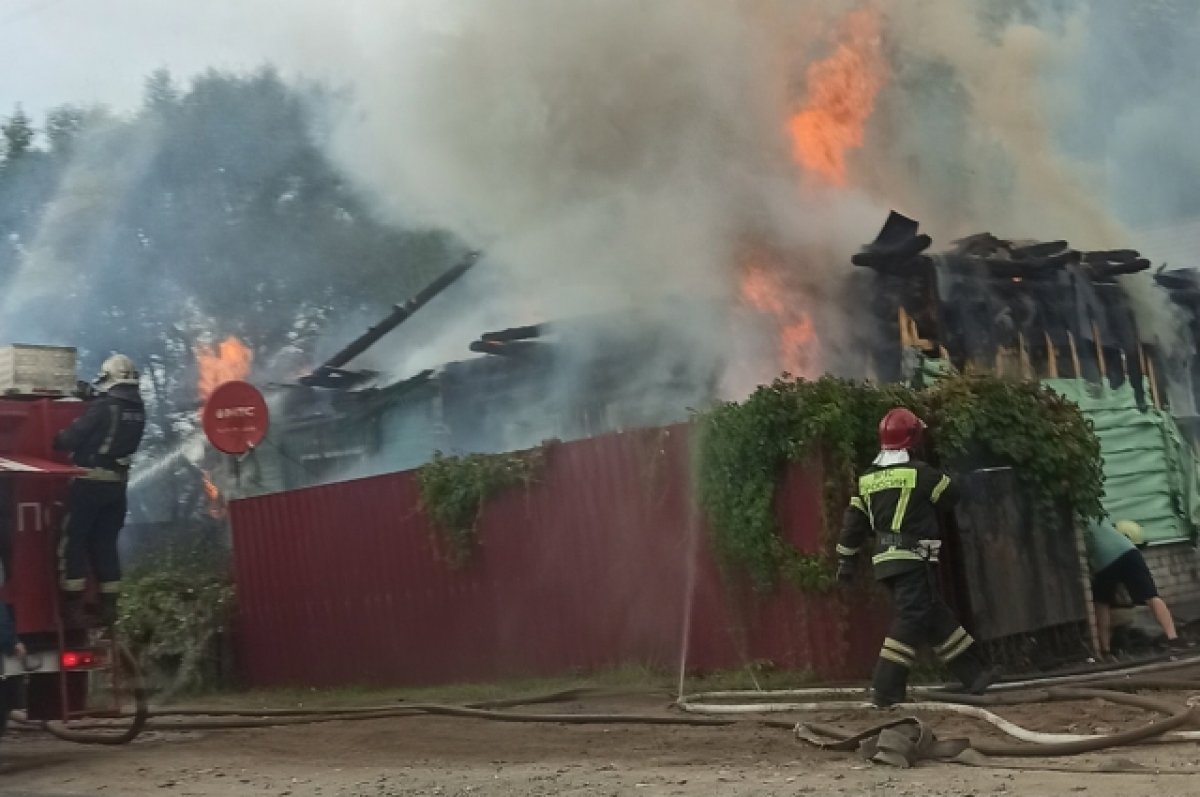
[201,380,269,455]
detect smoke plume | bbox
[302,1,1198,396]
[317,0,885,393]
[3,0,1199,473]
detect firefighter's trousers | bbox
[59,479,127,597]
[873,564,987,705]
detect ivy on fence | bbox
[417,447,546,566]
[695,374,1104,593]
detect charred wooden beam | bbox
[301,251,481,386]
[468,340,542,358]
[865,211,925,253]
[481,324,545,343]
[1155,269,1200,291]
[1084,249,1140,264]
[1086,259,1151,280]
[851,252,933,277]
[297,366,379,390]
[950,232,1003,257]
[1010,241,1069,259]
[853,211,933,275]
[980,259,1066,280]
[1162,288,1200,304]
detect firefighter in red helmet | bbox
[835,407,999,707]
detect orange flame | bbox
[201,470,224,518]
[195,336,253,402]
[195,336,248,519]
[787,8,887,186]
[739,260,819,379]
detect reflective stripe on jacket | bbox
[836,459,959,580]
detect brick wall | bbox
[1143,542,1200,620]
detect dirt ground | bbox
[2,690,1200,797]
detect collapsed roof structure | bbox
[851,211,1160,399]
[254,263,721,490]
[851,211,1200,547]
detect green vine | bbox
[695,374,1103,593]
[417,447,546,566]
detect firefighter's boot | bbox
[871,658,910,708]
[947,648,999,695]
[99,593,119,628]
[59,592,87,630]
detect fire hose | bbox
[12,653,1200,770]
[674,653,1200,766]
[31,641,149,746]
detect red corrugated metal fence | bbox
[229,423,890,687]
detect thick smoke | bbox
[306,1,1198,400]
[3,0,1198,473]
[317,0,884,398]
[851,1,1116,247]
[0,119,165,345]
[861,1,1194,358]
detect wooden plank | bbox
[1147,352,1163,410]
[898,307,912,348]
[1067,331,1082,378]
[1091,320,1107,381]
[954,469,1086,640]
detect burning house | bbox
[236,210,1200,631]
[244,255,726,494]
[206,2,1200,688]
[851,211,1200,623]
[223,214,1200,687]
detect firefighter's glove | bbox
[835,558,856,585]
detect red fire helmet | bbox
[879,407,926,451]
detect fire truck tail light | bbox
[61,651,97,669]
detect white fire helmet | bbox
[96,353,139,389]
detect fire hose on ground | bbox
[12,652,1200,771]
[30,642,150,746]
[675,653,1200,768]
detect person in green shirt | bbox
[1084,519,1182,658]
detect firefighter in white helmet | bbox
[52,354,146,628]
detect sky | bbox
[0,0,447,121]
[2,0,265,118]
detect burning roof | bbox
[850,211,1195,416]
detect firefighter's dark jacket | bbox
[836,458,960,580]
[52,384,146,481]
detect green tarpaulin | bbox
[910,351,1200,544]
[1043,379,1200,544]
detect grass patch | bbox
[168,664,823,710]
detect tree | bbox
[0,67,467,525]
[1,106,34,161]
[143,68,179,115]
[44,104,110,155]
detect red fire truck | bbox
[0,391,145,742]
